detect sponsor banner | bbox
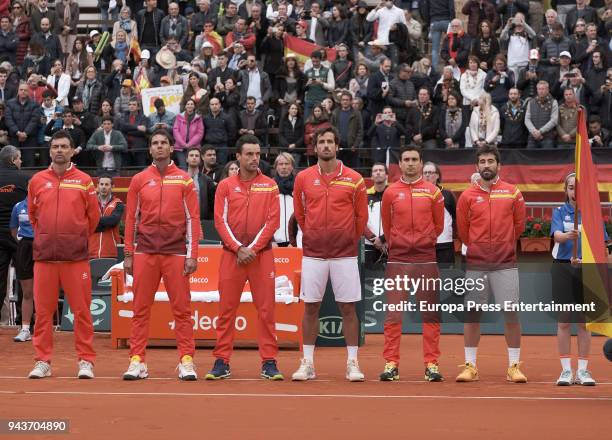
[140,85,183,117]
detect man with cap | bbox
[548,50,573,92]
[148,98,176,132]
[133,49,155,90]
[517,49,543,98]
[193,41,216,73]
[360,40,388,72]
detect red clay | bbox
[0,329,610,439]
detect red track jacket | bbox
[88,195,123,259]
[382,177,445,263]
[214,170,280,253]
[293,161,368,259]
[125,162,200,258]
[28,164,100,262]
[456,178,526,267]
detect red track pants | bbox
[129,253,195,361]
[33,260,95,363]
[213,249,278,362]
[383,262,441,366]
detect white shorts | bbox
[300,256,361,303]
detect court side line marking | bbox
[0,390,610,401]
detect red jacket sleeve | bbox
[27,178,37,231]
[124,175,140,255]
[184,176,201,258]
[513,188,526,240]
[354,177,368,237]
[292,173,305,231]
[248,185,281,253]
[214,180,243,253]
[381,186,393,243]
[432,188,445,237]
[85,179,101,235]
[456,191,470,246]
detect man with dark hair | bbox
[5,83,41,168]
[588,115,611,148]
[27,130,100,379]
[71,97,98,140]
[364,162,388,267]
[0,145,28,323]
[379,146,445,382]
[207,134,282,380]
[147,98,176,132]
[303,50,334,118]
[500,88,528,149]
[117,98,150,168]
[238,96,268,142]
[137,0,166,55]
[331,91,363,169]
[367,57,392,120]
[202,145,221,183]
[0,16,18,65]
[186,147,215,220]
[406,88,439,149]
[203,97,234,165]
[0,67,17,102]
[86,116,128,175]
[292,126,368,382]
[456,144,527,383]
[88,175,124,259]
[123,128,201,380]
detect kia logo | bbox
[318,315,344,340]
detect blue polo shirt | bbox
[551,202,608,260]
[9,199,34,239]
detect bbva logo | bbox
[318,315,344,340]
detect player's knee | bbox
[557,322,571,332]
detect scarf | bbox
[63,0,72,27]
[355,75,368,96]
[445,108,462,139]
[115,41,128,62]
[82,79,96,108]
[120,17,132,33]
[274,174,295,196]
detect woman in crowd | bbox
[460,55,487,112]
[173,98,204,169]
[214,76,241,127]
[96,99,115,126]
[113,80,136,116]
[278,102,305,167]
[273,152,297,247]
[368,105,407,164]
[110,29,131,67]
[67,38,90,103]
[76,66,105,114]
[438,92,468,148]
[433,65,462,106]
[304,105,331,166]
[181,72,209,115]
[220,160,239,181]
[469,92,500,148]
[348,63,369,103]
[275,53,305,121]
[470,20,500,72]
[422,161,456,268]
[327,5,350,49]
[11,0,30,66]
[112,6,138,47]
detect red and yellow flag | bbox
[206,31,224,55]
[283,35,337,67]
[576,108,612,337]
[130,38,141,64]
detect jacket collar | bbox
[400,175,423,185]
[317,160,343,177]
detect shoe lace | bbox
[384,362,397,372]
[578,369,593,379]
[181,359,196,373]
[34,360,49,372]
[78,360,91,369]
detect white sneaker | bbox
[14,328,31,342]
[346,359,365,382]
[291,358,316,381]
[77,360,94,379]
[575,369,596,386]
[177,355,197,381]
[123,356,149,380]
[28,361,51,379]
[556,369,573,386]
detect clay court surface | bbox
[0,329,610,439]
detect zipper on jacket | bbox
[157,169,164,254]
[54,173,60,260]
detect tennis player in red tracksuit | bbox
[291,126,369,382]
[122,129,201,381]
[206,135,282,380]
[455,145,527,383]
[88,175,124,259]
[27,130,100,379]
[379,146,445,382]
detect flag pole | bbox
[572,107,584,261]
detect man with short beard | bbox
[500,88,528,148]
[456,144,526,383]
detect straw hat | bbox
[156,47,177,70]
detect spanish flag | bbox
[130,38,141,64]
[283,34,337,66]
[576,108,612,337]
[206,31,224,55]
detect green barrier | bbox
[60,294,112,332]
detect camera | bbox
[301,10,311,19]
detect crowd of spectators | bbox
[0,0,609,176]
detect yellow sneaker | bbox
[455,362,479,382]
[507,362,527,383]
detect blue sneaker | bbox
[261,360,284,380]
[205,359,231,380]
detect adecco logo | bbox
[318,315,344,340]
[189,276,209,283]
[169,310,247,331]
[274,257,290,264]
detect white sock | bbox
[21,324,30,331]
[302,345,315,363]
[578,358,588,371]
[347,346,358,361]
[508,347,521,366]
[560,357,572,372]
[465,347,478,366]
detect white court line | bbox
[0,390,610,401]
